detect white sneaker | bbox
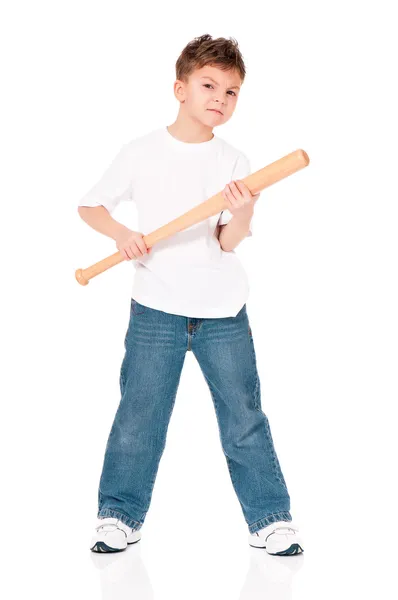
[90,517,142,553]
[248,520,304,555]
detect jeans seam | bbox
[263,416,289,491]
[248,334,261,411]
[247,333,288,491]
[204,379,245,515]
[203,377,234,473]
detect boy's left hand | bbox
[222,180,260,219]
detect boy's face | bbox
[176,65,242,126]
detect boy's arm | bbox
[217,152,254,251]
[77,141,135,240]
[78,205,130,241]
[217,210,253,251]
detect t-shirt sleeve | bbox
[77,143,134,213]
[218,152,253,236]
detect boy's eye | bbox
[203,84,236,96]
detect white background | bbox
[1,1,397,598]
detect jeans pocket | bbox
[131,298,146,315]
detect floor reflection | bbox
[90,542,304,599]
[239,547,304,599]
[90,543,154,599]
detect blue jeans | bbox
[97,298,292,534]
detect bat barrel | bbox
[246,149,310,195]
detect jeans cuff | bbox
[97,508,143,531]
[248,510,292,534]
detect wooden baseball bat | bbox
[75,149,309,285]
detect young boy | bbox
[78,34,304,556]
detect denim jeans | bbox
[97,298,292,534]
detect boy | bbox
[78,34,304,555]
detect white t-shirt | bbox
[78,126,254,318]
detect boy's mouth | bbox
[208,109,223,115]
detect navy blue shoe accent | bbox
[90,538,140,553]
[270,543,304,555]
[90,541,124,553]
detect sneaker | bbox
[90,517,142,553]
[248,520,304,555]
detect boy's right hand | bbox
[115,226,151,261]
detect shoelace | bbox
[256,523,300,540]
[95,518,131,539]
[96,518,123,533]
[96,523,118,532]
[273,526,298,533]
[265,525,299,541]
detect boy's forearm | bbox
[218,211,253,252]
[77,205,128,240]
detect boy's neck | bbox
[167,115,214,144]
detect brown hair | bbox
[175,34,246,84]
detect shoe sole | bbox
[90,538,141,553]
[249,542,304,555]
